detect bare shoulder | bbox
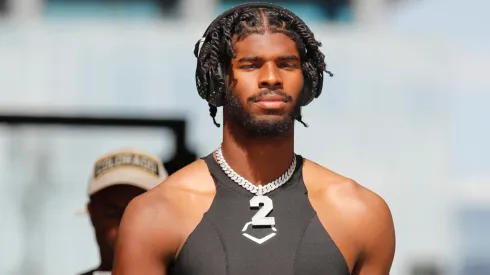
[303,159,395,262]
[133,158,216,231]
[303,159,392,222]
[116,159,215,264]
[124,158,213,223]
[157,158,216,196]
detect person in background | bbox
[79,148,168,275]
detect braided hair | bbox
[196,5,332,127]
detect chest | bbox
[169,187,350,275]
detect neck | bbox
[97,262,112,272]
[220,120,295,186]
[97,249,113,271]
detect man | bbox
[80,148,168,275]
[113,3,395,275]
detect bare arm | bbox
[112,190,180,275]
[354,193,396,275]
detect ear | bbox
[87,202,95,225]
[225,65,237,90]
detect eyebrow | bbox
[237,55,300,63]
[238,56,261,63]
[277,55,300,61]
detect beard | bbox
[224,89,301,137]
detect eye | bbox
[240,64,257,69]
[278,63,297,69]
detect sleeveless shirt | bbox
[169,154,349,275]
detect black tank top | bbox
[169,154,349,275]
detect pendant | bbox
[250,195,275,226]
[241,195,277,244]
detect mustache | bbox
[248,89,292,103]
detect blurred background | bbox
[0,0,488,274]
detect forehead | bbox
[233,32,298,58]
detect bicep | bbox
[113,197,178,275]
[355,234,395,275]
[355,198,396,275]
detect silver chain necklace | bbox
[215,144,296,196]
[215,143,297,245]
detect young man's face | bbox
[225,32,304,137]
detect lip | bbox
[255,101,286,109]
[255,95,287,109]
[255,95,287,102]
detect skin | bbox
[113,32,395,275]
[87,185,145,272]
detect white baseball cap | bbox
[87,148,168,196]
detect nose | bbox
[259,62,283,90]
